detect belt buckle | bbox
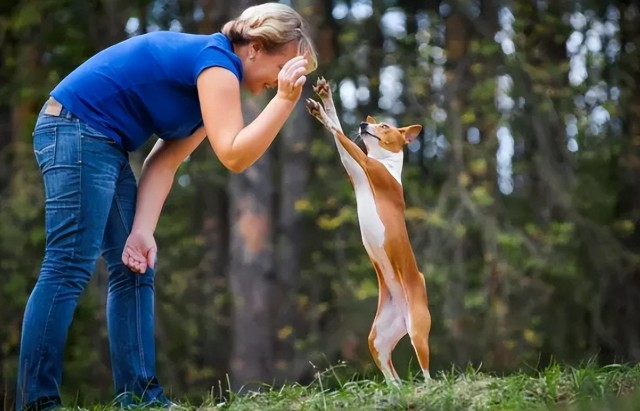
[44,97,63,116]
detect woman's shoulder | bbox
[193,33,243,81]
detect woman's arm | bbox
[122,128,206,272]
[197,56,307,173]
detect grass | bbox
[53,362,640,410]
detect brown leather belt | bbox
[44,97,63,116]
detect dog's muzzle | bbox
[360,123,381,141]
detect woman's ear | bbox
[249,42,263,58]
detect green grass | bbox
[55,362,640,410]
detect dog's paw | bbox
[305,98,322,117]
[313,77,330,98]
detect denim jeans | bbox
[16,102,169,410]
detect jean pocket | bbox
[33,126,56,172]
[34,121,82,172]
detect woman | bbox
[17,3,317,410]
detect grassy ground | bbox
[57,362,640,410]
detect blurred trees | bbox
[1,0,639,408]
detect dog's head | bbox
[358,116,422,159]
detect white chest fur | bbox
[334,135,404,302]
[339,151,407,308]
[353,177,386,250]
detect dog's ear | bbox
[400,125,422,144]
[366,115,378,124]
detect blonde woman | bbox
[17,3,318,410]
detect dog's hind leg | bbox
[406,272,432,380]
[369,297,407,383]
[368,260,407,383]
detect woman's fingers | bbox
[125,252,147,273]
[294,75,307,89]
[279,57,308,82]
[280,65,307,89]
[277,56,308,101]
[129,256,143,273]
[285,61,308,81]
[121,231,157,274]
[281,55,306,73]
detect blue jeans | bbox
[16,101,169,410]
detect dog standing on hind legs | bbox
[306,77,432,383]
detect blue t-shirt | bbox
[51,31,243,151]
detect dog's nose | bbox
[359,122,368,132]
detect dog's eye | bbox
[381,124,389,129]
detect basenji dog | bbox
[305,77,431,382]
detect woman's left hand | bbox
[122,230,157,274]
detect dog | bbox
[305,77,431,382]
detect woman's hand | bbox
[276,55,308,102]
[122,230,157,274]
[198,57,309,172]
[122,132,206,274]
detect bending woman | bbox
[17,3,317,410]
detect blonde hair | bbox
[222,3,318,73]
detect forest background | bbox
[1,0,639,406]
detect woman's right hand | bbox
[276,55,308,103]
[122,230,158,274]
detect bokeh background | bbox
[1,0,639,407]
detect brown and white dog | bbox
[306,77,431,382]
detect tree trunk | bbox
[442,4,474,366]
[228,96,276,390]
[272,88,314,382]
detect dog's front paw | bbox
[313,77,331,98]
[305,98,322,118]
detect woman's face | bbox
[242,41,299,95]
